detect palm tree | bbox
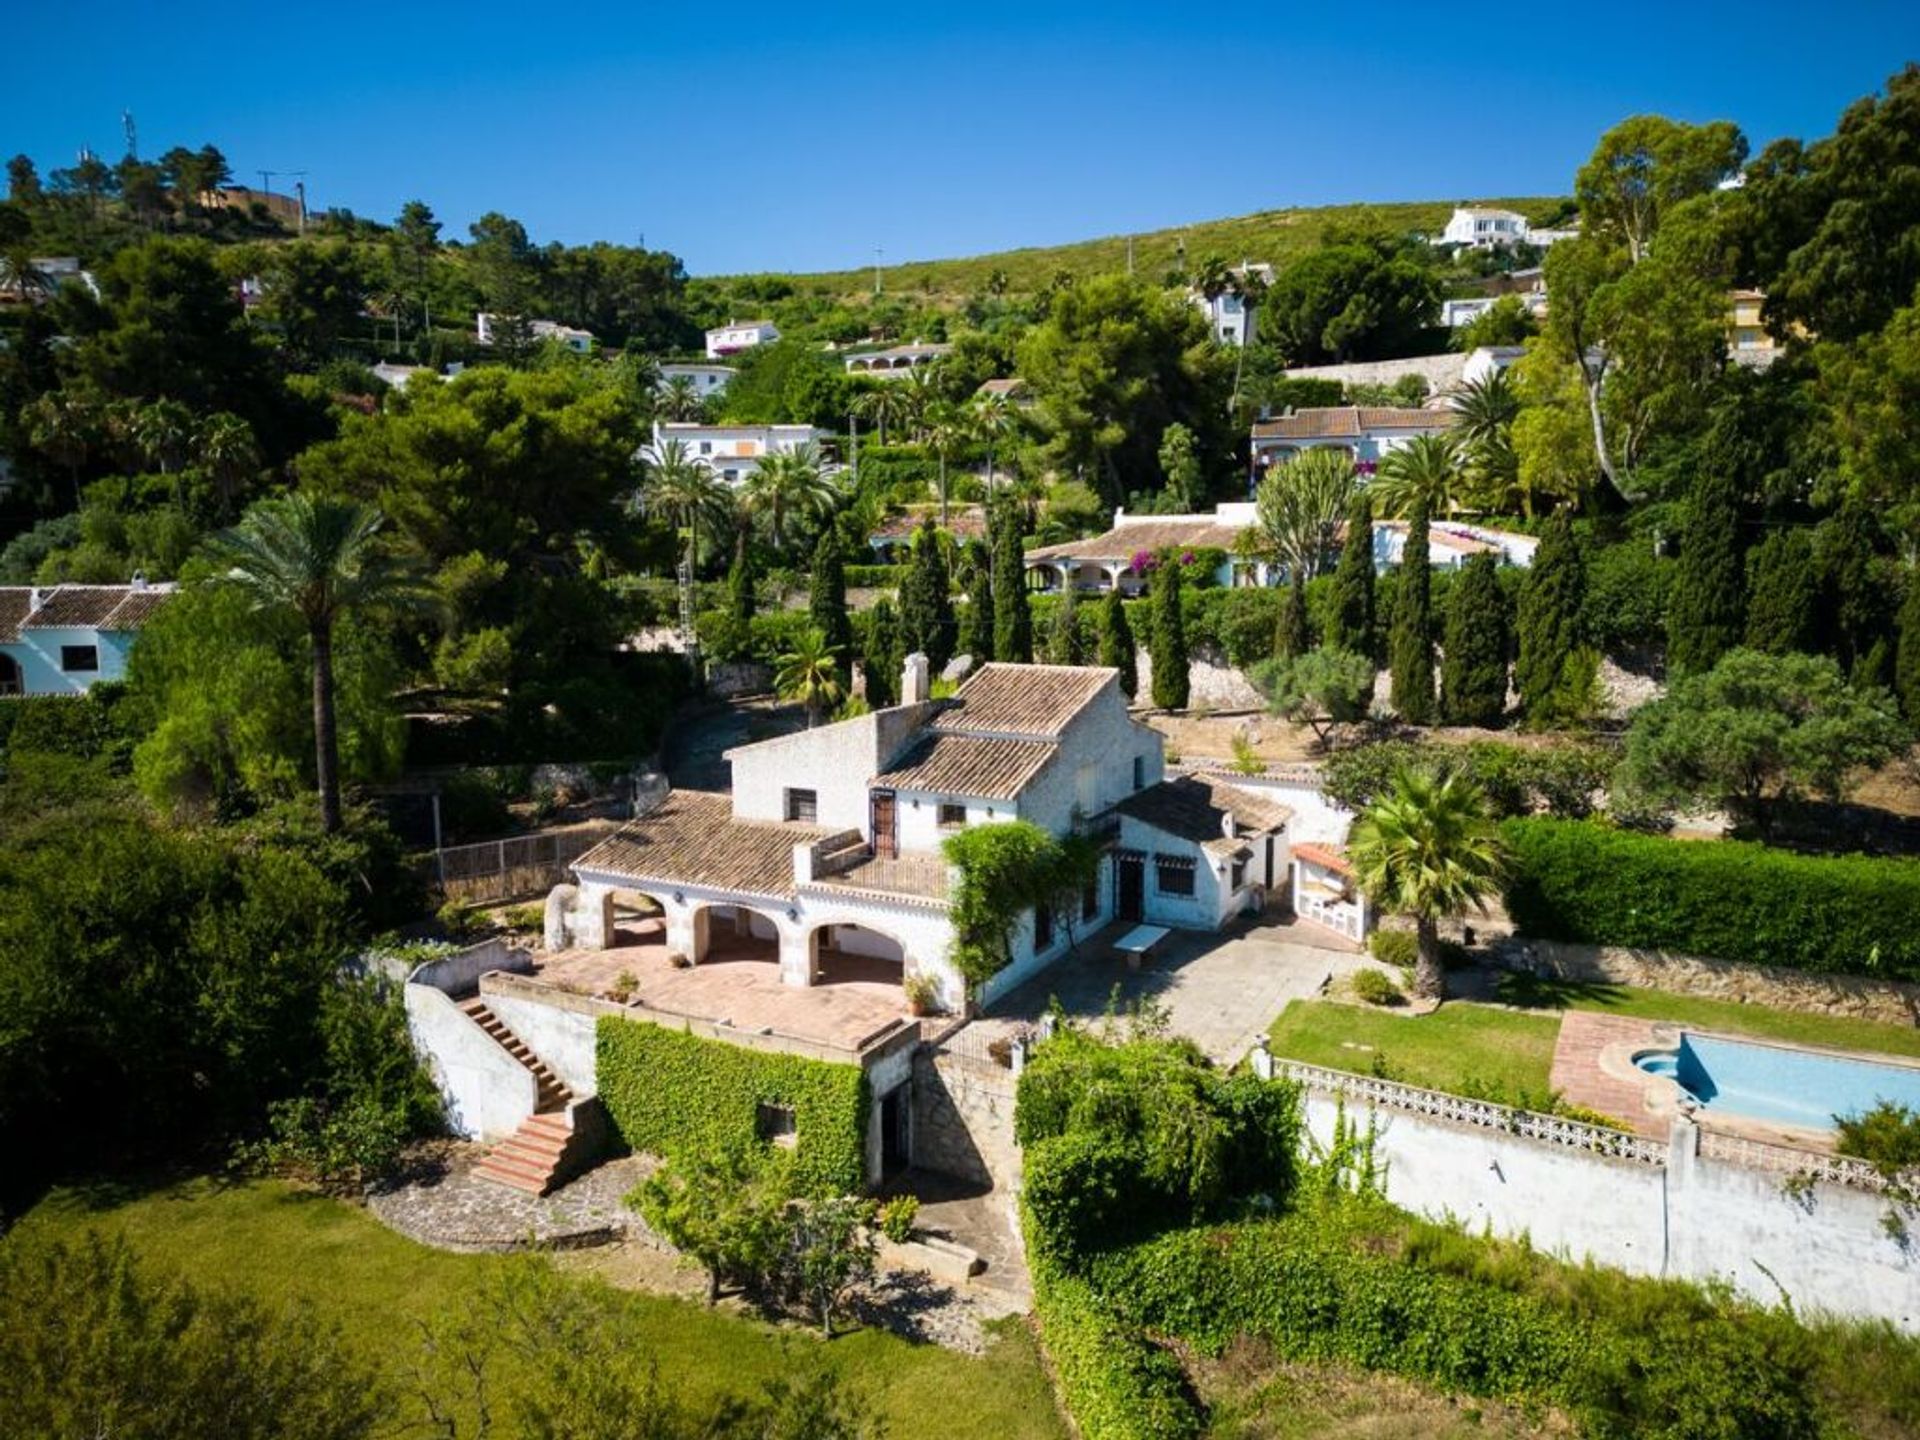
[923,402,968,524]
[742,443,836,553]
[196,412,260,521]
[775,628,845,728]
[207,495,419,833]
[1371,434,1462,519]
[132,400,194,476]
[640,437,731,577]
[1346,766,1508,1004]
[972,391,1016,499]
[1254,447,1357,581]
[852,385,907,448]
[1449,370,1521,512]
[658,375,704,422]
[25,391,101,506]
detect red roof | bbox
[1291,842,1352,876]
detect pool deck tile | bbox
[1550,1012,1665,1136]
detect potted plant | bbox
[903,971,942,1017]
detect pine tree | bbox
[1515,510,1586,723]
[1389,497,1435,723]
[960,538,995,663]
[1100,585,1138,699]
[1046,585,1085,664]
[1744,528,1817,655]
[1149,558,1189,710]
[1441,552,1510,725]
[807,530,852,673]
[863,598,899,706]
[1276,574,1310,660]
[898,519,956,671]
[992,506,1032,662]
[1898,569,1920,722]
[1667,458,1747,676]
[1326,493,1375,659]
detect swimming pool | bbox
[1634,1033,1920,1131]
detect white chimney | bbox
[130,570,147,592]
[27,586,43,613]
[901,652,931,705]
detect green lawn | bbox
[13,1177,1066,1440]
[1269,975,1920,1112]
[1267,999,1562,1109]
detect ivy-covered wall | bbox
[595,1016,869,1195]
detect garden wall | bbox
[1495,936,1920,1026]
[1297,1087,1920,1330]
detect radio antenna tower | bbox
[122,110,137,158]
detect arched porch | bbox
[808,920,908,987]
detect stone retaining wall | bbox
[912,1047,1020,1191]
[1135,642,1265,711]
[1497,937,1920,1027]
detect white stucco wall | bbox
[404,985,538,1141]
[1302,1093,1920,1330]
[3,626,138,695]
[483,987,599,1096]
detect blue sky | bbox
[4,2,1917,276]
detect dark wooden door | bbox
[871,789,898,859]
[880,1086,910,1176]
[1117,851,1145,921]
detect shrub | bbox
[239,1094,409,1193]
[596,1018,869,1195]
[1350,967,1403,1006]
[876,1193,920,1243]
[1031,1268,1201,1440]
[1368,929,1418,968]
[1217,588,1286,667]
[844,563,903,589]
[1500,818,1920,980]
[1835,1101,1920,1176]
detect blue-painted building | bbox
[0,581,176,697]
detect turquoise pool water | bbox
[1636,1034,1920,1130]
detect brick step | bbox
[473,1109,586,1196]
[492,1129,570,1161]
[473,1159,549,1194]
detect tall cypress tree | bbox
[862,597,899,706]
[728,546,756,627]
[1821,498,1889,683]
[898,519,956,671]
[1149,558,1189,710]
[1276,574,1310,660]
[1100,585,1138,699]
[1515,510,1586,723]
[960,538,995,663]
[1046,585,1085,664]
[1441,552,1510,726]
[1897,568,1920,723]
[992,505,1032,662]
[1667,458,1747,676]
[1326,492,1375,658]
[1389,497,1435,722]
[1744,528,1817,655]
[807,530,852,673]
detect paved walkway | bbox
[1550,1012,1665,1135]
[368,1148,655,1252]
[988,915,1373,1065]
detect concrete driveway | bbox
[987,916,1372,1065]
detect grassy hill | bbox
[722,197,1567,298]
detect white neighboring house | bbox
[705,319,780,358]
[1251,406,1456,475]
[648,422,830,484]
[1442,292,1551,328]
[1459,344,1525,388]
[657,362,736,400]
[476,314,595,353]
[1189,262,1274,347]
[1374,520,1537,570]
[844,342,952,377]
[372,361,439,391]
[0,580,175,697]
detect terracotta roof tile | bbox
[0,584,176,640]
[1251,406,1455,441]
[1291,841,1352,876]
[872,732,1056,800]
[0,591,28,645]
[573,791,826,899]
[1026,516,1249,560]
[935,663,1114,738]
[1113,775,1292,849]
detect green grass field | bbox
[724,197,1565,298]
[13,1177,1067,1440]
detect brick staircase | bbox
[458,998,582,1195]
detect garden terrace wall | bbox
[1501,818,1920,986]
[596,1014,869,1195]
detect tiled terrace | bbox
[529,917,914,1055]
[810,850,950,901]
[1550,1012,1666,1137]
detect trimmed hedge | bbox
[595,1017,868,1195]
[1501,818,1920,980]
[1030,1267,1200,1440]
[844,564,904,590]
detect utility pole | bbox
[288,173,309,234]
[257,169,275,196]
[873,247,883,297]
[122,110,137,159]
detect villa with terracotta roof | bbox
[1251,405,1456,474]
[0,580,176,697]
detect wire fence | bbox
[433,820,620,905]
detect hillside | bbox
[722,196,1568,297]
